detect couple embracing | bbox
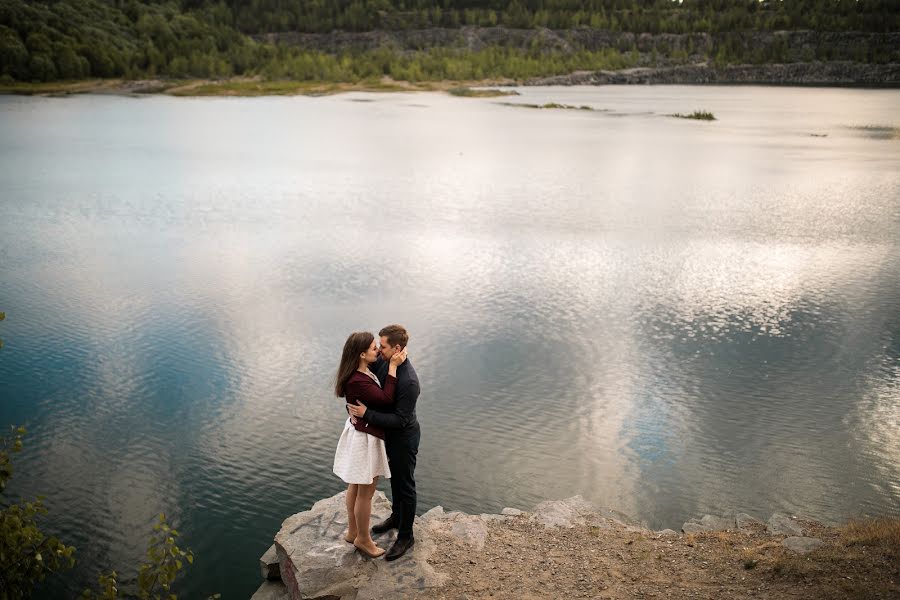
[332,324,420,561]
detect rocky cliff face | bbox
[249,27,900,86]
[252,27,900,63]
[524,61,900,86]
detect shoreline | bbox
[2,61,898,99]
[0,77,511,98]
[256,492,900,600]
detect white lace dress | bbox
[332,370,392,484]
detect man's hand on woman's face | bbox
[390,347,407,366]
[347,403,367,418]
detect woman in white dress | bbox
[333,331,406,558]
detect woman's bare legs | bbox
[344,484,359,543]
[353,477,384,557]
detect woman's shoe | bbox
[353,541,386,559]
[343,530,358,544]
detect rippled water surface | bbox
[1,86,899,598]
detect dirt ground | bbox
[425,515,900,600]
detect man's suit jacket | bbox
[365,356,420,437]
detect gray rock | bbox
[420,505,445,521]
[479,513,511,523]
[531,495,596,528]
[526,61,900,87]
[657,529,679,537]
[500,507,523,516]
[260,544,280,580]
[794,514,826,529]
[418,508,490,549]
[591,507,649,531]
[450,517,489,549]
[250,580,290,600]
[681,522,712,534]
[782,536,824,555]
[274,491,448,600]
[735,513,762,530]
[767,513,804,536]
[700,515,734,531]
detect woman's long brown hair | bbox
[334,331,374,397]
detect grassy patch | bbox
[0,76,518,98]
[164,78,427,97]
[0,79,106,95]
[669,110,716,121]
[448,87,519,97]
[744,517,900,598]
[841,517,900,549]
[170,80,315,96]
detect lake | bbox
[0,85,898,598]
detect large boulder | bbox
[421,506,489,549]
[735,513,763,530]
[532,498,588,528]
[273,491,447,600]
[767,513,805,536]
[250,581,290,600]
[681,522,712,534]
[681,514,734,534]
[782,536,824,555]
[260,544,280,580]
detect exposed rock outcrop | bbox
[782,536,825,555]
[252,27,900,65]
[252,492,646,599]
[767,512,806,536]
[250,27,900,86]
[252,492,840,599]
[524,61,900,86]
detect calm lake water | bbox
[1,86,898,598]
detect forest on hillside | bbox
[1,0,897,83]
[209,0,900,33]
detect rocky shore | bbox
[523,61,900,87]
[252,492,899,599]
[4,60,897,99]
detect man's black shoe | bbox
[371,516,398,535]
[384,536,414,561]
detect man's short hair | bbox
[379,324,409,349]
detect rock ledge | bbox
[252,494,831,599]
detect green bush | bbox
[0,414,212,599]
[0,425,77,598]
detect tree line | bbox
[1,0,897,83]
[211,0,900,34]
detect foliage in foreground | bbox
[0,425,77,599]
[79,513,213,600]
[0,419,211,599]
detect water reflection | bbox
[0,88,898,598]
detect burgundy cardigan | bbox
[344,370,397,440]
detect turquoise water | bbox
[0,86,898,598]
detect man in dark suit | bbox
[346,324,420,561]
